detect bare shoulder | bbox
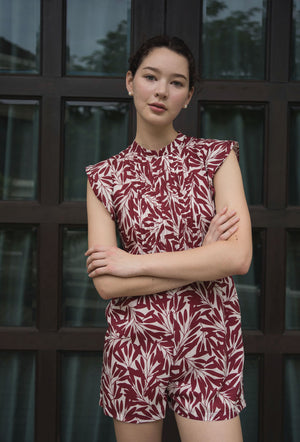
[213,149,245,207]
[86,180,117,248]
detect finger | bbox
[220,216,240,232]
[86,252,106,267]
[214,212,238,232]
[87,259,107,274]
[85,246,109,256]
[219,225,239,240]
[217,209,237,224]
[211,210,234,228]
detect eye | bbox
[144,74,156,81]
[171,80,184,88]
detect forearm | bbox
[138,239,252,281]
[92,274,194,300]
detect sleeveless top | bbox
[86,133,239,256]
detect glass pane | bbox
[61,352,116,442]
[202,0,267,79]
[64,101,129,201]
[62,227,109,327]
[0,351,35,442]
[0,0,40,73]
[284,356,300,442]
[201,104,265,205]
[0,225,37,326]
[0,99,39,200]
[66,0,131,76]
[285,231,300,329]
[289,107,300,205]
[291,0,300,80]
[240,355,261,442]
[234,230,263,330]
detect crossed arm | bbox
[86,151,252,300]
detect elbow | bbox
[234,250,252,276]
[92,276,115,300]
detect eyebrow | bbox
[142,66,188,81]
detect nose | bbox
[155,81,168,98]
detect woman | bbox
[85,36,252,442]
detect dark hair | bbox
[128,35,196,90]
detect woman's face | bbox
[126,47,194,129]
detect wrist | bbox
[137,253,151,276]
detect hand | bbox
[85,246,140,278]
[203,207,239,246]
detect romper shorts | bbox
[99,280,246,424]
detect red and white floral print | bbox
[86,133,245,423]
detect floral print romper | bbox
[86,133,246,423]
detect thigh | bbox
[114,419,163,442]
[175,413,243,442]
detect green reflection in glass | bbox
[66,0,131,76]
[0,225,37,326]
[291,0,300,80]
[0,351,35,442]
[61,352,116,442]
[240,355,261,442]
[286,231,300,330]
[201,104,265,205]
[0,100,39,200]
[202,0,267,79]
[234,230,263,330]
[64,101,129,201]
[284,356,300,441]
[62,227,109,327]
[289,107,300,205]
[0,0,40,73]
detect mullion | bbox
[38,223,60,331]
[35,350,58,442]
[132,0,165,50]
[269,0,293,82]
[267,100,289,208]
[264,227,286,334]
[40,96,61,206]
[262,353,284,442]
[42,0,63,77]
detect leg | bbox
[175,413,243,442]
[114,419,164,442]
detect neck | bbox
[134,119,178,151]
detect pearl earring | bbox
[128,92,133,96]
[184,104,188,109]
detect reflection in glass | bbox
[66,0,131,76]
[0,351,35,442]
[284,356,300,441]
[291,0,300,79]
[0,0,40,73]
[0,99,39,200]
[286,231,300,329]
[201,104,265,205]
[202,0,267,79]
[64,101,129,201]
[0,225,37,326]
[234,230,263,330]
[289,107,300,205]
[62,227,109,327]
[240,355,261,442]
[61,352,116,442]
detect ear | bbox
[126,71,134,95]
[185,87,194,107]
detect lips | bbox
[148,102,167,112]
